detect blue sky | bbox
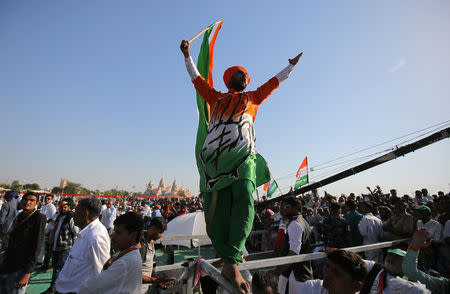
[1,0,449,197]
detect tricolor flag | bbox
[194,20,223,170]
[156,187,162,196]
[294,157,309,189]
[267,179,279,199]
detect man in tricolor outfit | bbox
[180,39,302,293]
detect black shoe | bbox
[41,286,56,294]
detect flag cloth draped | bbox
[294,156,309,189]
[267,179,279,198]
[194,20,223,170]
[193,20,270,191]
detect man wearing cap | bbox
[360,248,430,294]
[180,39,302,293]
[0,191,19,248]
[413,205,442,272]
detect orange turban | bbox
[223,66,251,89]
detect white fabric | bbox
[159,212,211,248]
[142,204,152,217]
[287,219,303,254]
[298,279,327,294]
[101,207,117,229]
[388,276,431,294]
[359,213,384,263]
[275,63,295,83]
[78,249,142,294]
[417,219,443,242]
[55,218,111,293]
[185,56,200,81]
[41,203,57,220]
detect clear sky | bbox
[1,0,449,197]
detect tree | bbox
[64,181,81,194]
[10,180,23,193]
[24,183,40,190]
[51,187,62,194]
[0,182,10,189]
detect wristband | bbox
[408,244,420,252]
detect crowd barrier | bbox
[154,235,409,294]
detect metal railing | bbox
[155,234,409,294]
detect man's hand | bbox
[411,228,432,249]
[180,40,190,58]
[16,273,30,289]
[289,52,303,65]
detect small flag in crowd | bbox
[267,179,279,199]
[294,157,309,189]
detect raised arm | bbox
[180,40,221,105]
[251,51,303,105]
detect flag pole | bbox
[188,20,223,44]
[188,26,210,43]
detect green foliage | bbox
[103,189,129,196]
[23,183,41,190]
[51,186,62,194]
[0,183,10,189]
[64,181,81,194]
[10,180,23,193]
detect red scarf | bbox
[102,243,140,271]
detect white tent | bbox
[159,211,212,248]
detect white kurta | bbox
[78,249,142,294]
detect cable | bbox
[310,120,450,170]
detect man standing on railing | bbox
[278,197,313,294]
[180,39,303,293]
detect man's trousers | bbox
[202,180,255,264]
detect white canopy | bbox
[159,211,212,248]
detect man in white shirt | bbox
[299,250,367,294]
[78,212,144,294]
[358,201,384,263]
[278,197,313,294]
[55,197,110,294]
[100,200,116,235]
[421,188,434,203]
[415,205,442,241]
[39,194,57,268]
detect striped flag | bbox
[194,20,223,171]
[294,157,309,189]
[267,179,279,199]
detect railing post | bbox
[181,258,196,294]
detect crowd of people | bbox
[0,186,448,293]
[253,187,450,293]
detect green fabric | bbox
[402,248,450,294]
[200,149,258,192]
[267,179,279,198]
[294,174,308,189]
[195,23,215,172]
[255,153,271,187]
[202,179,255,264]
[343,210,364,246]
